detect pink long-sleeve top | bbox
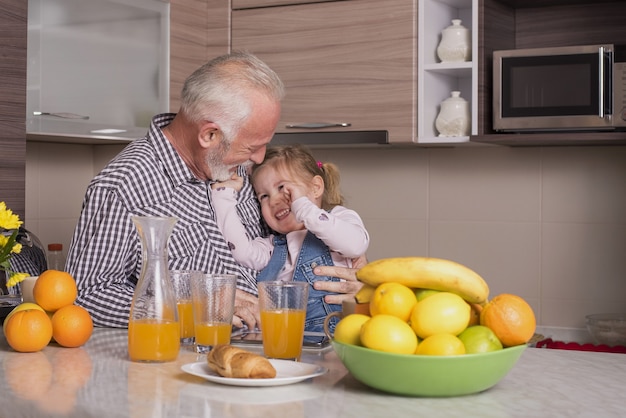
[211,187,369,282]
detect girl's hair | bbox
[180,51,285,141]
[251,145,344,210]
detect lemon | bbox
[369,282,417,322]
[410,291,471,339]
[416,333,466,356]
[360,314,418,355]
[333,314,370,346]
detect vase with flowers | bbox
[1,201,29,306]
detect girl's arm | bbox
[211,186,273,271]
[291,197,369,258]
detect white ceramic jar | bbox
[436,19,471,63]
[435,91,470,137]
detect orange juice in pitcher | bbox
[128,319,180,362]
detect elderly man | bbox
[67,52,363,328]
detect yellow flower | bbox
[6,272,29,288]
[0,201,23,230]
[0,201,28,288]
[12,242,22,254]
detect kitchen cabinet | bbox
[25,0,230,145]
[231,0,417,144]
[0,0,27,218]
[169,0,229,111]
[418,0,477,144]
[26,0,170,143]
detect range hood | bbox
[270,130,388,146]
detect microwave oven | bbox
[493,44,626,132]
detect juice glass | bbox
[190,274,237,353]
[258,281,308,361]
[171,270,200,345]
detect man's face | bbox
[207,97,281,181]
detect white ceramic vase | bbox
[435,91,470,137]
[436,19,471,63]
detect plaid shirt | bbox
[66,114,266,327]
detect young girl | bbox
[211,144,369,333]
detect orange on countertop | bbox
[33,270,77,312]
[51,305,93,348]
[4,309,53,352]
[480,293,536,347]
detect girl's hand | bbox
[283,182,308,203]
[212,174,244,192]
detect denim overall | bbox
[256,232,342,333]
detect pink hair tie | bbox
[317,161,323,169]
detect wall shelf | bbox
[417,0,477,144]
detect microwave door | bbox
[495,47,613,131]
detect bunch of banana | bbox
[355,257,489,304]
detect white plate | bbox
[181,360,328,387]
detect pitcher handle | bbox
[323,311,342,341]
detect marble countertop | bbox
[0,328,625,417]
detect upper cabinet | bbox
[26,0,170,143]
[231,0,417,144]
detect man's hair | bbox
[180,51,285,140]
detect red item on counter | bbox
[535,338,626,354]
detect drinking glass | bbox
[171,270,200,345]
[190,274,237,353]
[258,281,308,361]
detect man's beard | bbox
[205,137,254,181]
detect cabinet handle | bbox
[285,122,351,129]
[33,111,90,120]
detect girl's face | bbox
[253,165,322,235]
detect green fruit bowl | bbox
[331,340,526,397]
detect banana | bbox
[354,283,376,303]
[355,257,489,304]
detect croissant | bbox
[207,345,277,379]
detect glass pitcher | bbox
[128,216,180,362]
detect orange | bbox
[480,293,536,347]
[468,302,483,326]
[369,282,417,322]
[416,333,466,356]
[360,314,418,355]
[33,270,77,312]
[51,305,94,348]
[410,292,471,339]
[4,309,53,352]
[3,302,46,335]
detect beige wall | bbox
[25,142,626,333]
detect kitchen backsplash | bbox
[25,142,626,341]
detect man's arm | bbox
[67,188,137,328]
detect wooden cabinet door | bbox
[170,0,230,111]
[232,0,417,143]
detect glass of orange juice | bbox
[258,281,308,361]
[171,270,200,345]
[190,273,237,353]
